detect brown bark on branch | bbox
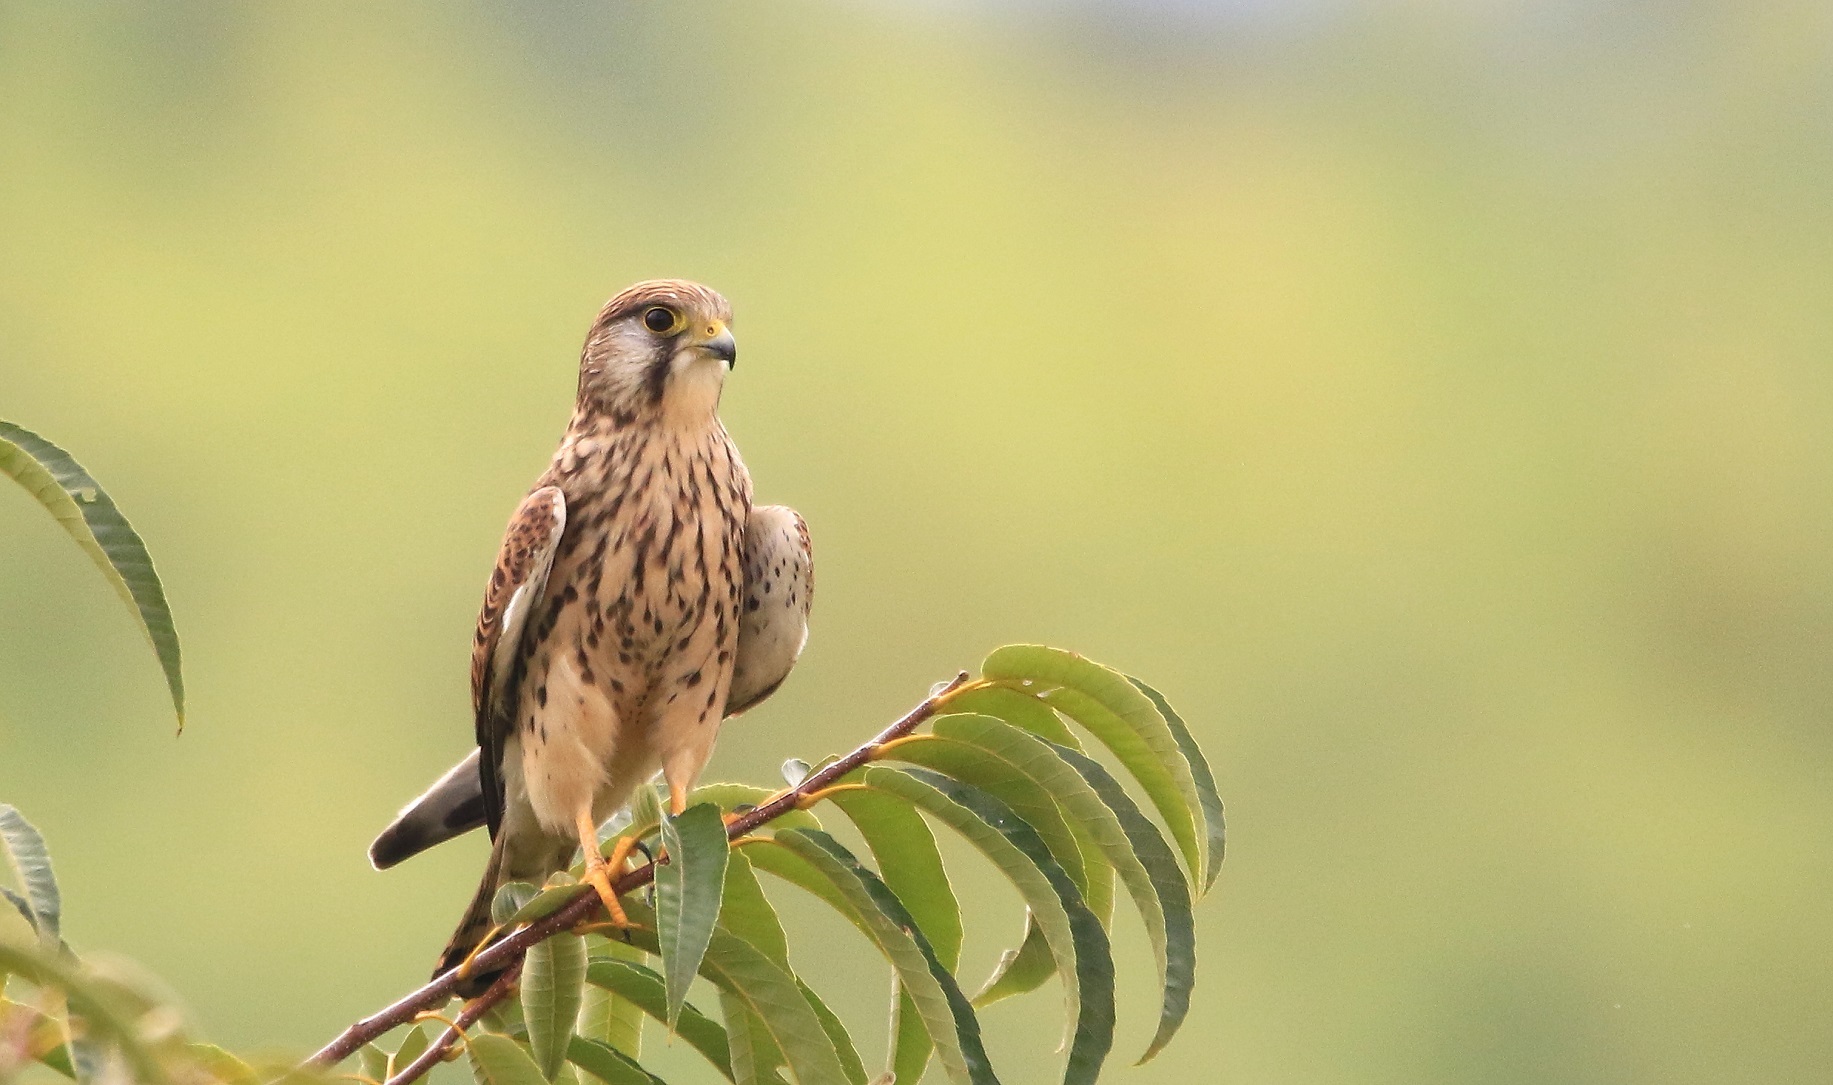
[381,963,520,1085]
[305,671,974,1080]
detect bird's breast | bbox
[539,426,751,700]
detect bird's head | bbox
[577,279,737,425]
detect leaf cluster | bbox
[1,421,1227,1084]
[1,806,329,1085]
[356,645,1224,1085]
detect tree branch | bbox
[306,671,974,1075]
[381,962,520,1085]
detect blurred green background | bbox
[4,2,1831,1082]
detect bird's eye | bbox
[643,307,681,334]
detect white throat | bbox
[663,357,727,427]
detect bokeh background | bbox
[4,2,1831,1082]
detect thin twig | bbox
[305,671,974,1071]
[380,963,519,1085]
[724,671,974,837]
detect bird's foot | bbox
[583,857,629,928]
[582,832,640,928]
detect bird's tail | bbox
[433,830,509,996]
[370,749,487,870]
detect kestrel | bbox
[369,280,814,984]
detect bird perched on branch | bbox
[368,280,813,987]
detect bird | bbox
[373,280,814,987]
[367,503,813,872]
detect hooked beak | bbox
[691,321,737,369]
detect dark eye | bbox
[643,307,678,334]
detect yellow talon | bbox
[583,832,640,927]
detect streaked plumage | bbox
[368,503,813,869]
[372,280,813,985]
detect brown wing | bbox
[472,485,566,836]
[728,505,814,715]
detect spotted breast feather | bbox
[367,501,812,869]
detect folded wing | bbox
[728,504,815,715]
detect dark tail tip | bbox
[369,823,423,871]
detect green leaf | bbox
[869,728,1119,1057]
[584,958,732,1081]
[862,767,1115,1085]
[877,733,1119,931]
[239,1061,344,1085]
[41,1043,78,1080]
[578,936,645,1058]
[524,931,588,1079]
[627,784,666,843]
[947,686,1082,751]
[694,928,846,1085]
[712,854,827,1083]
[391,1024,431,1079]
[719,849,790,964]
[187,1043,262,1085]
[657,803,730,1030]
[886,988,927,1085]
[0,804,60,943]
[0,943,170,1085]
[825,786,963,1085]
[482,997,526,1038]
[467,1032,552,1085]
[981,645,1207,890]
[0,421,184,729]
[356,1044,388,1083]
[930,713,1196,1061]
[756,830,998,1085]
[1127,675,1225,894]
[825,789,962,970]
[40,1049,77,1079]
[689,785,823,834]
[721,990,782,1085]
[973,920,1054,1007]
[565,1037,664,1085]
[502,874,586,927]
[796,981,868,1085]
[1046,739,1199,1061]
[596,906,850,1085]
[873,738,1089,906]
[3,997,73,1078]
[493,882,542,926]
